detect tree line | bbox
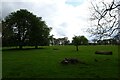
[2,9,89,50]
[91,38,119,45]
[2,9,118,51]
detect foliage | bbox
[72,36,88,45]
[2,9,51,49]
[72,36,88,51]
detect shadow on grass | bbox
[2,47,46,51]
[53,48,59,50]
[1,78,119,80]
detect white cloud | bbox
[2,0,91,41]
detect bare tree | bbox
[88,0,120,40]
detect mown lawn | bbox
[2,45,119,79]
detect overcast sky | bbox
[1,0,96,41]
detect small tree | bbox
[72,36,88,51]
[80,36,88,45]
[72,36,80,51]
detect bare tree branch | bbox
[89,0,120,40]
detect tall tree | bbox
[2,9,51,49]
[88,0,120,40]
[29,18,51,48]
[2,20,17,47]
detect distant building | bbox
[49,37,69,46]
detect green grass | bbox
[2,45,119,78]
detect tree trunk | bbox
[19,41,23,49]
[76,45,78,51]
[35,45,38,49]
[19,45,23,49]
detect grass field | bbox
[2,45,119,79]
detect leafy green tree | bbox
[64,40,70,45]
[72,36,88,51]
[2,9,51,49]
[72,36,81,51]
[80,36,88,45]
[29,17,51,48]
[2,20,15,46]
